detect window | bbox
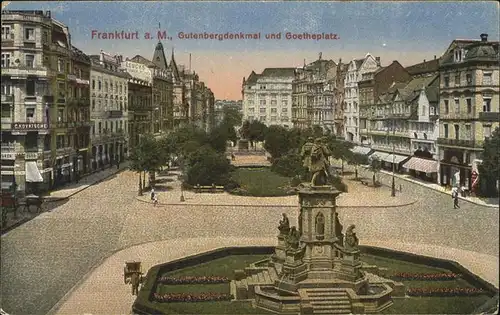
[271,100,277,106]
[26,79,36,96]
[98,122,102,133]
[466,98,472,114]
[24,27,35,41]
[465,125,471,139]
[105,82,108,92]
[466,73,472,84]
[454,49,463,62]
[260,100,266,106]
[271,116,277,121]
[259,116,266,121]
[92,79,96,90]
[282,100,288,106]
[1,83,12,95]
[454,74,460,86]
[110,121,114,132]
[454,98,460,113]
[260,108,266,114]
[58,82,65,97]
[282,108,288,113]
[26,108,35,122]
[58,59,64,72]
[271,108,277,114]
[444,100,449,114]
[1,104,11,118]
[98,80,102,91]
[42,31,48,44]
[454,124,459,140]
[56,135,64,149]
[483,72,492,85]
[57,109,64,122]
[24,54,35,68]
[484,125,492,138]
[2,25,12,40]
[482,96,491,112]
[248,107,255,114]
[444,124,449,138]
[248,100,254,105]
[247,116,254,120]
[430,106,435,115]
[1,53,11,67]
[444,76,449,87]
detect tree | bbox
[185,145,231,186]
[208,123,230,153]
[239,120,251,140]
[221,106,242,128]
[347,152,369,180]
[248,120,268,148]
[478,127,500,197]
[327,137,354,175]
[264,125,291,159]
[129,134,164,192]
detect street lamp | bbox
[180,184,185,202]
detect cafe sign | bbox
[12,122,49,131]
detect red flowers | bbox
[157,276,230,284]
[392,273,461,281]
[153,292,233,302]
[406,287,485,297]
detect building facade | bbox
[358,61,411,146]
[121,58,153,149]
[344,54,380,143]
[437,34,499,191]
[334,60,348,137]
[243,68,295,128]
[150,42,174,135]
[89,51,130,171]
[292,57,337,132]
[0,10,84,193]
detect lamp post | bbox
[180,184,185,202]
[138,172,143,196]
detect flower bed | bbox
[407,287,485,297]
[157,276,230,284]
[392,272,461,281]
[153,292,233,303]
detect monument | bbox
[231,139,404,314]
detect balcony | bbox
[440,112,475,120]
[106,110,123,118]
[437,138,483,148]
[1,95,14,103]
[478,111,500,122]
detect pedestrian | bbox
[452,187,460,209]
[153,193,158,207]
[150,188,155,201]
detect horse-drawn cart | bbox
[124,261,145,295]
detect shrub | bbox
[153,292,233,303]
[157,276,230,284]
[392,273,461,281]
[185,146,231,186]
[271,153,306,178]
[406,287,485,297]
[290,175,302,187]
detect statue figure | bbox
[309,137,331,186]
[335,212,344,245]
[300,137,315,180]
[278,213,290,235]
[344,224,359,250]
[286,226,300,249]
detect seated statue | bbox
[286,226,300,250]
[278,213,290,235]
[344,224,359,250]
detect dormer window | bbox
[454,49,463,62]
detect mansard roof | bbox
[260,67,296,77]
[129,55,155,67]
[405,59,440,76]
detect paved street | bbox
[1,167,498,315]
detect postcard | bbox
[1,1,498,315]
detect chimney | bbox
[375,57,381,66]
[339,58,342,64]
[423,59,426,63]
[480,33,488,42]
[434,55,436,60]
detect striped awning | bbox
[383,154,410,164]
[369,151,390,161]
[350,146,372,155]
[403,157,438,174]
[25,161,43,183]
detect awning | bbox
[350,146,372,155]
[369,151,390,161]
[383,154,410,164]
[25,161,44,183]
[403,157,438,174]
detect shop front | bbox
[382,154,410,173]
[403,156,439,183]
[439,148,471,190]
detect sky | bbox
[4,1,499,100]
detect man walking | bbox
[452,187,460,209]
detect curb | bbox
[1,217,30,235]
[134,196,418,209]
[374,169,499,209]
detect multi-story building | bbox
[358,60,411,146]
[1,10,82,193]
[369,75,439,180]
[68,45,91,179]
[243,68,295,127]
[150,41,173,135]
[121,57,153,149]
[292,57,337,132]
[89,51,130,171]
[169,50,189,128]
[437,34,499,191]
[344,54,381,143]
[334,60,348,136]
